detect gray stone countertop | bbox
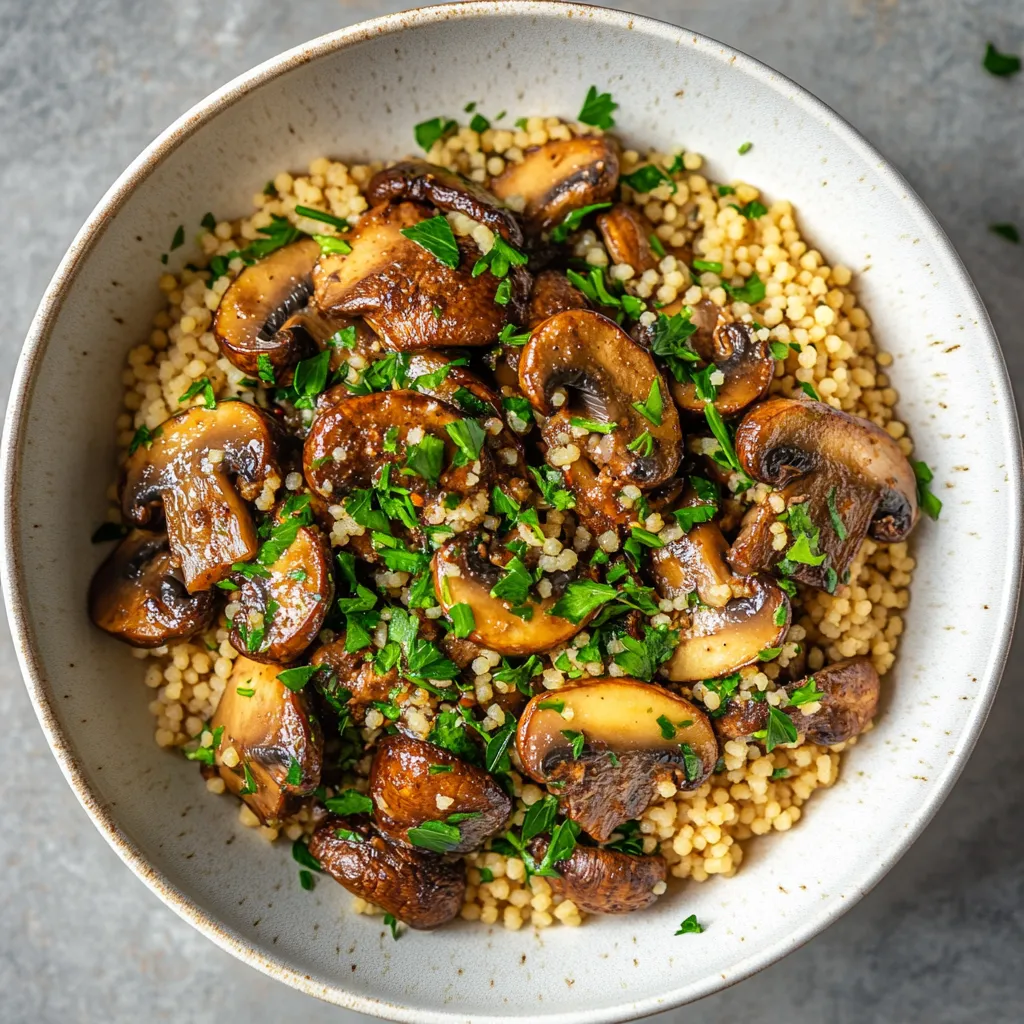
[1,1,1022,1021]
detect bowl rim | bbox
[2,2,1021,1020]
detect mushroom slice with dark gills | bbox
[309,816,466,929]
[303,390,494,553]
[122,403,281,592]
[227,497,333,664]
[727,397,919,589]
[366,159,523,246]
[490,136,620,237]
[88,528,215,646]
[596,203,660,275]
[519,309,683,502]
[516,678,718,841]
[212,238,322,381]
[528,837,667,914]
[312,201,528,351]
[211,657,323,825]
[650,501,790,683]
[713,657,880,746]
[432,536,596,656]
[665,299,775,417]
[369,734,511,853]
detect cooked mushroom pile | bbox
[90,96,938,934]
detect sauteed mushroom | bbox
[529,838,667,914]
[728,397,919,588]
[517,679,718,841]
[312,201,527,350]
[211,657,323,824]
[713,658,880,745]
[519,309,682,489]
[88,528,215,646]
[370,734,511,852]
[596,203,659,275]
[308,636,399,723]
[367,160,523,245]
[122,403,280,592]
[525,269,590,329]
[490,136,620,236]
[309,816,466,929]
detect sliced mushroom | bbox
[88,528,216,646]
[432,537,593,656]
[367,160,522,245]
[713,657,880,745]
[228,505,333,664]
[728,398,919,588]
[212,238,322,379]
[668,300,774,417]
[490,136,620,236]
[309,816,466,929]
[304,389,492,541]
[596,203,659,275]
[312,201,528,350]
[308,636,399,723]
[525,269,590,329]
[211,657,322,824]
[122,403,280,592]
[519,309,683,489]
[528,838,667,914]
[516,678,718,841]
[369,734,511,852]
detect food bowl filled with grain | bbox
[5,4,1019,1022]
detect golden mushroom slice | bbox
[525,269,590,329]
[728,397,919,589]
[228,501,333,664]
[369,734,511,853]
[121,403,281,592]
[596,203,659,275]
[88,528,215,647]
[490,136,620,236]
[212,238,322,380]
[666,299,774,417]
[366,159,523,245]
[516,678,718,841]
[528,838,667,914]
[432,538,594,656]
[519,309,683,489]
[713,657,880,745]
[312,201,527,351]
[309,816,466,930]
[211,657,323,825]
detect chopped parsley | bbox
[675,914,704,935]
[414,116,458,151]
[632,378,664,426]
[983,42,1021,77]
[911,459,942,520]
[178,377,216,410]
[578,85,618,129]
[550,201,613,243]
[622,164,675,195]
[548,579,617,623]
[990,222,1020,244]
[295,204,349,231]
[449,602,476,639]
[560,729,586,760]
[383,912,401,940]
[759,705,798,751]
[627,430,654,458]
[400,215,460,268]
[721,271,766,305]
[324,789,374,816]
[731,200,767,219]
[446,418,486,466]
[788,676,823,707]
[738,141,753,155]
[826,486,848,540]
[570,416,617,434]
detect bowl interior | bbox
[4,4,1019,1022]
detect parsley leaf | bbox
[550,201,613,243]
[632,378,664,426]
[990,222,1021,244]
[675,914,704,935]
[578,85,617,129]
[912,459,942,520]
[449,602,476,639]
[400,215,460,268]
[622,164,675,195]
[407,819,462,853]
[324,789,374,816]
[722,271,766,305]
[446,418,486,466]
[404,433,445,486]
[761,705,798,751]
[414,116,457,150]
[826,485,848,540]
[548,580,617,623]
[983,42,1021,77]
[788,676,823,707]
[178,377,216,410]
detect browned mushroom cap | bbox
[211,657,322,824]
[369,734,511,853]
[88,528,216,647]
[432,537,593,656]
[228,504,333,664]
[596,203,659,275]
[519,309,683,489]
[212,238,322,379]
[728,398,919,588]
[528,838,667,914]
[490,136,620,236]
[516,678,718,841]
[309,816,466,929]
[312,201,527,351]
[668,300,774,417]
[367,160,523,245]
[122,403,280,592]
[525,269,590,329]
[308,635,400,723]
[303,389,493,539]
[713,657,880,745]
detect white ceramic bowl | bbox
[3,3,1020,1021]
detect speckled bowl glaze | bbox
[2,3,1020,1021]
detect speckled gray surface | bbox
[2,1,1022,1021]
